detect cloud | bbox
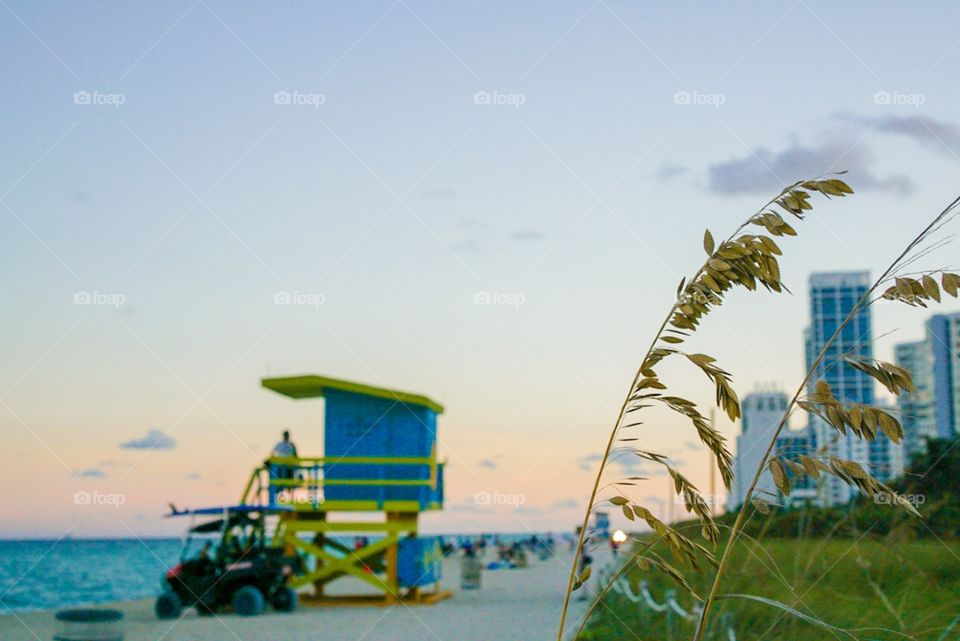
[577,453,667,476]
[98,460,130,468]
[707,139,913,196]
[657,162,689,181]
[844,113,960,156]
[120,428,176,450]
[72,468,105,478]
[185,472,201,481]
[577,453,603,472]
[477,458,498,470]
[516,506,544,515]
[552,499,579,509]
[512,230,544,242]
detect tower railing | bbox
[240,455,441,511]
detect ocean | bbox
[0,534,559,613]
[0,538,182,613]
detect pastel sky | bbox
[2,1,959,538]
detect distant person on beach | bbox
[268,430,298,503]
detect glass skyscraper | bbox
[927,313,960,440]
[805,272,901,505]
[895,312,960,462]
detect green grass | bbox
[580,536,960,641]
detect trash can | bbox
[461,555,482,589]
[54,609,124,641]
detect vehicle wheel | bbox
[155,592,182,619]
[232,585,265,616]
[271,586,298,612]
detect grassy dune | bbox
[581,537,960,641]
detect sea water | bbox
[0,538,181,613]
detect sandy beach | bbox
[1,550,600,641]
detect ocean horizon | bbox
[0,533,564,613]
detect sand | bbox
[1,550,602,641]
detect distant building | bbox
[732,390,816,509]
[868,399,905,482]
[894,340,935,461]
[805,272,877,505]
[732,391,788,508]
[776,428,817,504]
[895,312,960,461]
[928,313,960,439]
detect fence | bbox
[596,563,737,641]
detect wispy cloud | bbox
[120,428,176,450]
[707,139,913,196]
[477,458,498,469]
[707,112,960,196]
[552,499,579,509]
[512,230,544,242]
[185,472,201,481]
[72,468,106,478]
[576,453,667,476]
[839,113,960,156]
[657,162,688,181]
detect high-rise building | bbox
[731,390,816,509]
[894,340,935,461]
[894,312,960,461]
[928,313,960,439]
[805,272,876,505]
[776,428,818,504]
[732,391,788,508]
[868,399,905,481]
[732,271,916,511]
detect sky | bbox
[2,1,960,538]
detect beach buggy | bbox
[155,505,300,618]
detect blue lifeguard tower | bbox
[240,374,448,605]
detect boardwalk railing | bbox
[596,562,738,641]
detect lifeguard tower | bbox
[239,374,449,605]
